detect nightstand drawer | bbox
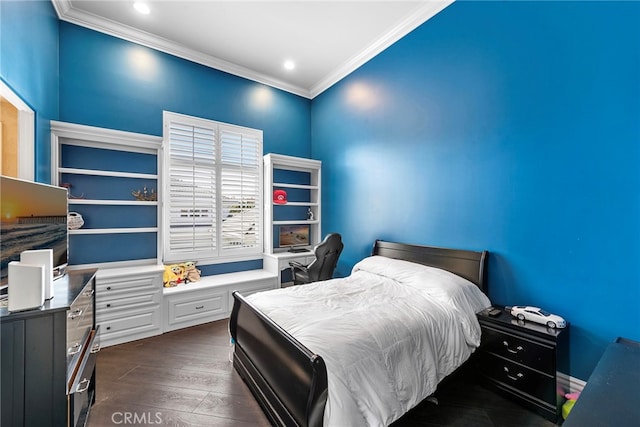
[477,352,556,405]
[481,326,555,375]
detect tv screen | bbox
[0,176,68,288]
[279,225,310,248]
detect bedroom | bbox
[1,0,638,425]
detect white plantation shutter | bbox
[163,112,262,262]
[220,126,261,251]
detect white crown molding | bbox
[51,0,453,99]
[51,0,310,98]
[309,0,454,98]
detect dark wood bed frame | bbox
[229,240,488,427]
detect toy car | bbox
[506,305,566,328]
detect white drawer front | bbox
[97,275,160,294]
[97,291,161,313]
[169,293,226,323]
[98,308,161,337]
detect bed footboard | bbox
[229,291,327,427]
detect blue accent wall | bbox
[312,1,640,380]
[0,0,59,182]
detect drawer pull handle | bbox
[68,343,82,356]
[502,341,523,354]
[68,309,83,320]
[503,366,524,381]
[106,304,111,308]
[106,326,111,331]
[91,343,101,354]
[83,289,94,297]
[195,305,204,310]
[75,378,91,393]
[106,286,111,290]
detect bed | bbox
[229,240,490,427]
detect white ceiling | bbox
[52,0,453,98]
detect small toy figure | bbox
[307,208,314,221]
[184,261,201,283]
[163,263,186,287]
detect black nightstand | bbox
[475,306,569,422]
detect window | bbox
[162,111,262,263]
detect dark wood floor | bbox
[87,320,559,426]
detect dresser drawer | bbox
[66,283,94,370]
[480,326,555,375]
[68,327,100,427]
[477,352,556,405]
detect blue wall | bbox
[0,0,59,182]
[58,23,311,157]
[312,1,640,380]
[56,23,311,271]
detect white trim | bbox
[558,372,587,394]
[309,0,454,98]
[67,258,161,272]
[0,80,35,180]
[69,199,158,206]
[52,0,308,98]
[69,227,158,235]
[51,0,453,99]
[58,167,157,180]
[50,120,161,155]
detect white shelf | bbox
[69,227,158,235]
[58,167,157,180]
[69,199,158,206]
[273,183,319,190]
[274,202,319,207]
[273,220,319,225]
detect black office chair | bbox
[289,233,343,285]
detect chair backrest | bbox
[307,233,344,282]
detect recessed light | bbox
[284,60,295,71]
[134,2,150,15]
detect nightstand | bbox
[475,306,569,422]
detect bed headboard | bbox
[371,240,488,293]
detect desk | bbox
[563,339,640,426]
[264,251,314,286]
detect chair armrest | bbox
[289,261,307,270]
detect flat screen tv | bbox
[0,176,68,290]
[279,225,310,248]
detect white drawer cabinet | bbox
[165,288,228,332]
[163,269,278,332]
[95,265,164,347]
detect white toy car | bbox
[506,306,566,328]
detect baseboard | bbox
[558,372,586,394]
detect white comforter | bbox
[246,255,492,427]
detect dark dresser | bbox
[1,269,99,427]
[475,306,569,422]
[563,338,640,426]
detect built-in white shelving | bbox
[51,120,163,268]
[264,153,322,254]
